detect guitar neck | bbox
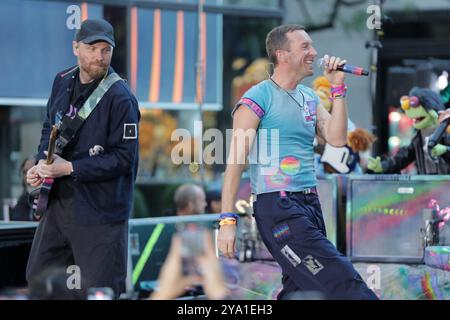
[46,144,55,165]
[46,126,59,165]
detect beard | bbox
[80,62,109,80]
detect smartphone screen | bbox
[176,223,206,276]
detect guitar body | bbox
[34,177,54,218]
[32,125,59,219]
[320,143,359,174]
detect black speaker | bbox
[385,65,433,107]
[0,223,36,289]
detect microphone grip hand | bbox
[318,56,369,76]
[321,54,347,86]
[431,144,447,158]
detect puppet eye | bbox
[400,96,410,110]
[409,96,419,108]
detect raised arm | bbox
[316,54,349,147]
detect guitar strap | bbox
[55,72,122,155]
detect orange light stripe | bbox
[196,11,207,103]
[81,3,88,21]
[172,11,184,103]
[149,9,161,102]
[130,7,138,94]
[201,12,207,96]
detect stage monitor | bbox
[317,176,338,246]
[0,222,38,288]
[346,175,450,263]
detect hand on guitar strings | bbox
[26,162,45,187]
[36,151,73,179]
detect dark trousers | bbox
[26,196,128,298]
[253,191,378,300]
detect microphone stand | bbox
[365,0,386,154]
[427,117,450,161]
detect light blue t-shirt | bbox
[233,79,319,195]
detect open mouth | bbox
[413,116,425,124]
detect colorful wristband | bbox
[219,219,237,226]
[331,93,346,99]
[330,83,347,99]
[219,213,240,220]
[330,83,347,91]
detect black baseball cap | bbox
[75,19,115,47]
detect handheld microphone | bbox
[317,58,369,76]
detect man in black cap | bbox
[26,19,140,298]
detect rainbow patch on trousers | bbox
[272,223,291,242]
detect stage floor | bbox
[221,258,450,300]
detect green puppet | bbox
[368,87,450,174]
